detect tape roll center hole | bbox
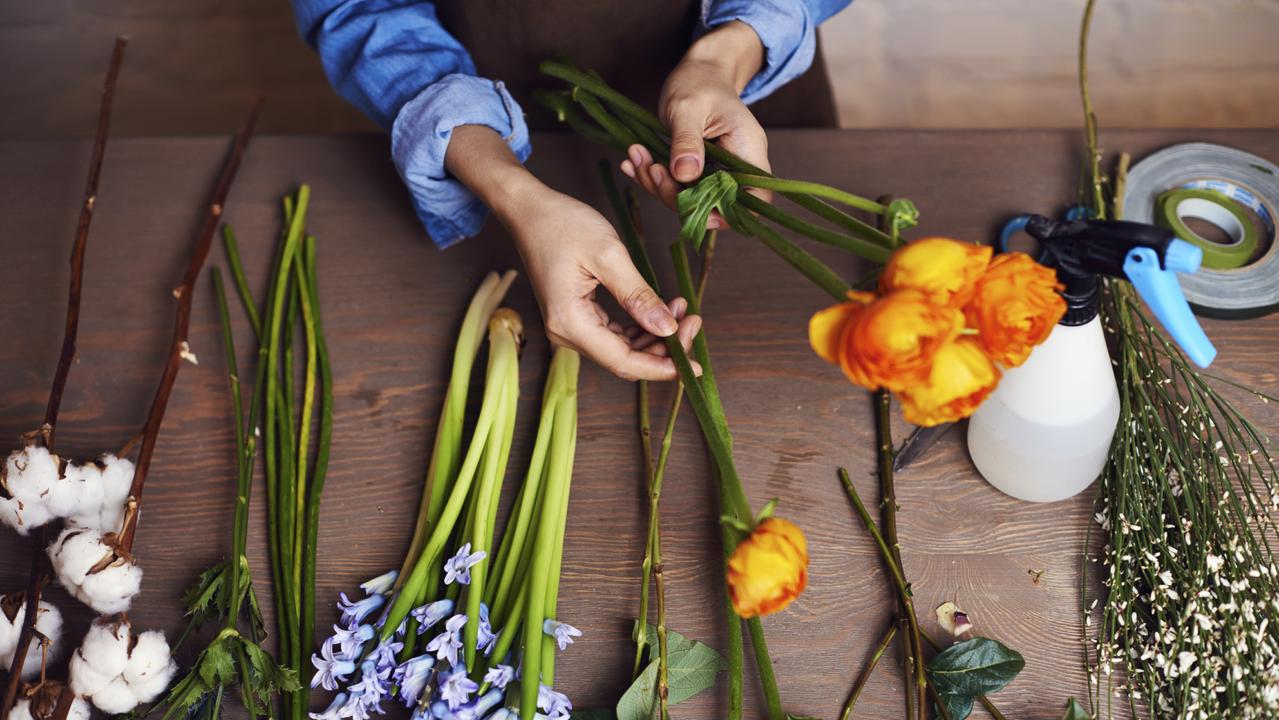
[1177,198,1246,247]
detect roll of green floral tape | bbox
[1155,187,1258,270]
[1123,143,1279,320]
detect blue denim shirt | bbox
[292,0,851,247]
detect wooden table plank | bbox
[1,129,1277,719]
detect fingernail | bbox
[649,309,678,336]
[629,147,644,167]
[691,360,704,377]
[620,161,635,178]
[649,164,664,185]
[673,156,700,181]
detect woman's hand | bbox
[446,125,701,381]
[621,20,773,214]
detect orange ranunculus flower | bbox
[898,338,1001,426]
[727,517,809,618]
[807,290,874,365]
[965,252,1066,367]
[815,289,964,392]
[880,237,993,308]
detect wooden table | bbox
[2,129,1276,719]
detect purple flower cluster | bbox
[309,559,582,720]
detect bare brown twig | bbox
[1,38,127,717]
[117,97,263,552]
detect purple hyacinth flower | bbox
[482,664,515,690]
[425,614,467,666]
[393,655,436,708]
[310,638,357,690]
[360,570,398,596]
[542,620,582,651]
[538,684,571,720]
[439,667,479,711]
[338,592,386,626]
[367,637,404,675]
[331,622,375,659]
[309,692,348,720]
[411,599,456,634]
[443,543,486,586]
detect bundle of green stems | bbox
[366,273,582,720]
[221,187,334,720]
[558,59,922,719]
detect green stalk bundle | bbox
[1078,2,1279,716]
[222,188,333,720]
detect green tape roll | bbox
[1156,188,1258,270]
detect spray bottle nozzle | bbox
[1023,215,1217,368]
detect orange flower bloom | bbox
[880,237,993,308]
[727,517,809,618]
[965,252,1066,367]
[898,338,1001,426]
[810,290,964,392]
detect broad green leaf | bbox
[936,691,974,720]
[676,171,738,250]
[926,637,1024,698]
[1061,698,1092,720]
[617,627,727,720]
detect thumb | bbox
[668,109,707,183]
[596,249,678,337]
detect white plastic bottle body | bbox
[966,317,1120,502]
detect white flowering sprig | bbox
[1078,6,1279,714]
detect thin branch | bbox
[842,621,898,720]
[2,38,127,716]
[117,97,263,551]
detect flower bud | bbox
[726,518,809,618]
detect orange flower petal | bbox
[880,237,993,308]
[727,518,809,618]
[809,302,861,365]
[964,252,1066,367]
[898,338,1001,426]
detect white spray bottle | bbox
[967,216,1217,502]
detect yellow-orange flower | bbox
[810,289,964,392]
[727,517,809,618]
[880,237,993,308]
[898,338,1000,426]
[965,252,1066,367]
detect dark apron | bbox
[435,1,838,129]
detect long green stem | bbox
[737,193,892,265]
[841,622,897,720]
[839,468,926,718]
[731,173,887,216]
[732,211,853,301]
[520,351,580,719]
[212,269,249,626]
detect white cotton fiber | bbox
[0,496,54,536]
[70,618,175,715]
[45,464,89,518]
[70,648,114,697]
[7,698,36,720]
[4,446,60,503]
[48,527,142,614]
[91,676,138,714]
[0,598,64,680]
[78,619,131,677]
[66,696,91,720]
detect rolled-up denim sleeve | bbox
[702,0,852,104]
[292,0,530,247]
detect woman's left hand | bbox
[620,20,773,221]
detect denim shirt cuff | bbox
[702,0,816,105]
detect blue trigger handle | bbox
[1122,242,1217,368]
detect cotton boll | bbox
[49,527,141,614]
[48,528,107,587]
[91,675,139,714]
[79,559,143,615]
[126,658,177,703]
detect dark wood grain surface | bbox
[1,129,1277,719]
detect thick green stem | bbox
[212,269,250,628]
[732,211,853,302]
[737,193,892,265]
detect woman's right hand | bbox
[446,125,702,381]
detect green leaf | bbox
[617,628,727,720]
[182,562,230,627]
[926,637,1024,698]
[676,171,738,250]
[754,498,778,524]
[936,691,974,720]
[1061,698,1092,720]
